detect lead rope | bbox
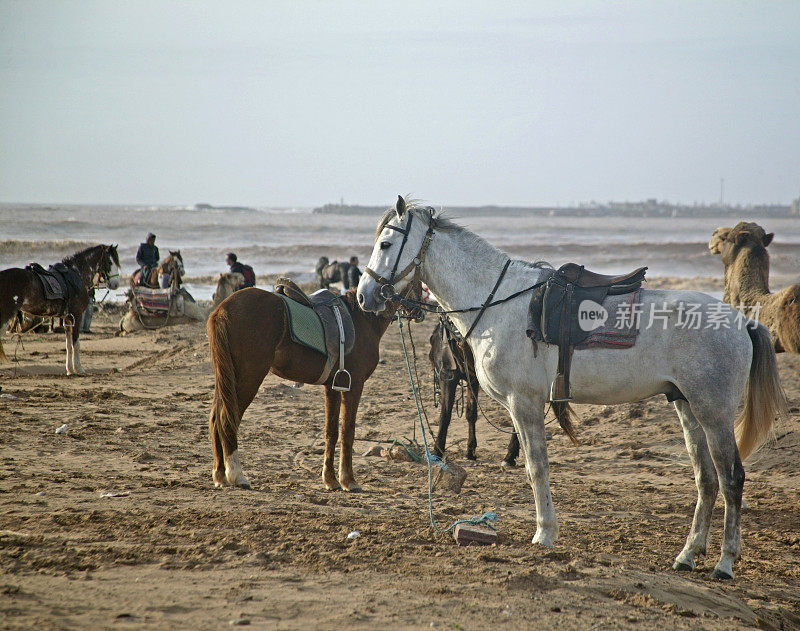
[397,318,498,534]
[406,320,438,441]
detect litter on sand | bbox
[99,491,130,498]
[346,530,361,540]
[55,424,68,434]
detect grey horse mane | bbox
[376,199,551,270]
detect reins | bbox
[369,211,548,333]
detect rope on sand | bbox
[397,317,498,534]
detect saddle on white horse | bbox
[526,263,647,402]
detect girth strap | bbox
[464,259,511,340]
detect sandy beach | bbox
[0,276,798,630]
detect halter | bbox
[364,211,435,302]
[95,250,119,289]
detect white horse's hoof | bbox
[673,560,694,572]
[531,532,555,547]
[710,557,735,580]
[234,475,251,490]
[710,567,734,580]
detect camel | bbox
[709,221,800,353]
[119,255,207,333]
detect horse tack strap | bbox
[364,217,436,290]
[464,259,512,340]
[330,305,352,392]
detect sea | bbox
[1,203,798,302]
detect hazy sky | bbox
[1,1,798,206]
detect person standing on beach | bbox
[226,252,256,289]
[136,233,159,286]
[345,256,361,290]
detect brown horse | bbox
[131,251,184,289]
[0,245,121,374]
[207,287,395,491]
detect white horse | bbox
[357,197,787,580]
[212,272,245,308]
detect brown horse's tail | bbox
[736,322,788,459]
[552,400,579,445]
[207,307,240,457]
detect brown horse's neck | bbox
[725,248,771,305]
[341,290,395,340]
[63,245,104,289]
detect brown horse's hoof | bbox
[323,477,341,491]
[501,460,517,470]
[340,481,362,493]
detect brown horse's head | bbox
[167,251,185,285]
[100,244,121,289]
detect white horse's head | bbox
[357,195,433,313]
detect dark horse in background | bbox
[0,245,121,374]
[315,256,353,290]
[207,287,396,492]
[429,320,520,467]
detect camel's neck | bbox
[724,249,771,305]
[420,227,513,337]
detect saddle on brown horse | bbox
[527,263,647,402]
[26,263,84,303]
[275,278,356,390]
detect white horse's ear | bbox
[395,195,406,219]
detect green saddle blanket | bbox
[279,294,328,356]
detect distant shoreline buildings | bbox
[314,198,799,218]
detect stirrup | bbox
[549,378,572,403]
[331,368,352,392]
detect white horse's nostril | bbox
[358,293,364,305]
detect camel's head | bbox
[709,222,773,267]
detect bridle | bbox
[364,210,436,303]
[94,248,119,289]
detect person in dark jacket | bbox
[136,233,160,286]
[345,256,362,290]
[226,253,256,288]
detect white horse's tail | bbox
[736,323,788,459]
